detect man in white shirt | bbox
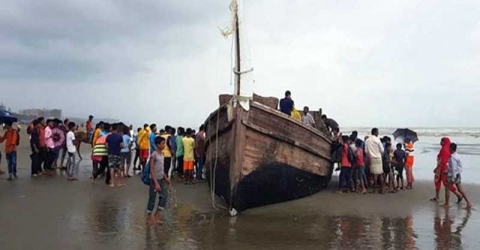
[66,122,78,181]
[365,128,385,193]
[301,106,315,127]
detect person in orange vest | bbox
[404,138,415,189]
[0,121,20,180]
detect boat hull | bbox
[205,99,333,212]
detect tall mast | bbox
[234,7,241,96]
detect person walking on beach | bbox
[431,137,463,203]
[137,124,150,174]
[183,128,195,184]
[405,138,415,189]
[279,91,294,116]
[365,128,385,193]
[302,106,315,127]
[65,122,78,181]
[105,124,124,187]
[445,143,472,209]
[146,136,171,225]
[0,121,19,180]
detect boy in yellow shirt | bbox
[182,128,195,184]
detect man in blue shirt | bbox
[445,143,472,209]
[279,90,294,116]
[149,124,158,154]
[106,123,124,187]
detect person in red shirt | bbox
[339,136,352,193]
[355,140,367,194]
[431,137,462,203]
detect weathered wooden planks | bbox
[204,96,333,212]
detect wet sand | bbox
[0,131,479,249]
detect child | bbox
[445,143,472,209]
[393,143,406,190]
[383,143,396,193]
[182,128,195,184]
[355,139,367,194]
[147,136,171,225]
[405,138,415,189]
[65,122,78,181]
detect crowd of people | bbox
[329,127,472,208]
[87,121,206,224]
[331,128,416,195]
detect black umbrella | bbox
[0,110,18,124]
[393,128,418,143]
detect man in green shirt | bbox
[175,127,185,178]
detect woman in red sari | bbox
[430,137,462,202]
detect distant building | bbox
[0,103,6,111]
[19,108,62,118]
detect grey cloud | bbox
[1,0,479,128]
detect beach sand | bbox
[0,130,479,249]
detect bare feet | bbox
[146,215,155,225]
[466,203,473,209]
[440,203,450,208]
[154,211,163,225]
[109,184,115,188]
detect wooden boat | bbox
[204,1,333,213]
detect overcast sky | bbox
[1,0,479,128]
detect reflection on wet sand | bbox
[434,207,471,250]
[1,153,478,250]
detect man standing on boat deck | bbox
[302,106,315,127]
[321,115,339,133]
[279,91,294,116]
